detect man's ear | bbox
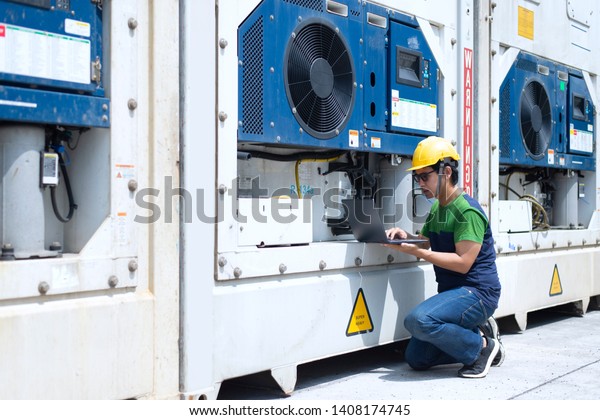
[444,165,453,177]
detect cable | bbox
[295,154,345,198]
[243,149,344,162]
[50,151,78,223]
[519,194,550,230]
[499,182,550,230]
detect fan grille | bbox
[284,21,355,139]
[519,80,552,159]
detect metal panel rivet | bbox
[517,245,522,251]
[128,179,138,192]
[451,89,457,96]
[108,275,119,288]
[233,267,242,278]
[535,242,540,249]
[128,18,138,30]
[218,257,227,267]
[497,246,502,253]
[552,241,557,248]
[219,38,228,49]
[218,184,227,194]
[568,240,572,247]
[355,257,362,266]
[218,112,228,122]
[319,260,327,270]
[38,281,50,295]
[102,104,108,111]
[128,99,138,110]
[450,38,457,45]
[128,260,138,272]
[387,254,394,263]
[279,264,287,274]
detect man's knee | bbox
[404,309,434,337]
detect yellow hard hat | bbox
[407,136,460,171]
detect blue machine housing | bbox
[567,71,595,157]
[0,0,109,127]
[237,0,441,154]
[363,3,440,155]
[499,51,594,171]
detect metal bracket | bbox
[91,57,102,85]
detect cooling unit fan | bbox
[519,80,552,160]
[284,21,356,140]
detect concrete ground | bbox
[218,304,600,400]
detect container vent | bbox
[241,16,264,135]
[283,0,324,12]
[500,82,511,158]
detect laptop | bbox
[342,199,428,245]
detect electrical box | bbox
[237,198,313,246]
[0,0,109,127]
[497,200,532,233]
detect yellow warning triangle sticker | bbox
[549,264,563,296]
[346,288,374,336]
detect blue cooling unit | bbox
[499,52,595,171]
[237,0,441,154]
[0,0,109,127]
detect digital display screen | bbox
[572,95,587,121]
[396,46,422,87]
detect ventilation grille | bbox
[500,81,511,158]
[283,0,323,12]
[516,58,538,74]
[520,80,552,159]
[284,22,355,139]
[241,16,264,135]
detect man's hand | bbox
[385,227,408,240]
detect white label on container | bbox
[0,24,90,85]
[391,90,437,133]
[570,128,594,153]
[65,19,91,38]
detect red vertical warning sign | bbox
[0,25,6,37]
[463,48,473,196]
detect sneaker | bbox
[479,317,505,367]
[458,337,499,378]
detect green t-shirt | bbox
[421,193,501,310]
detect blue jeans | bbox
[404,287,492,369]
